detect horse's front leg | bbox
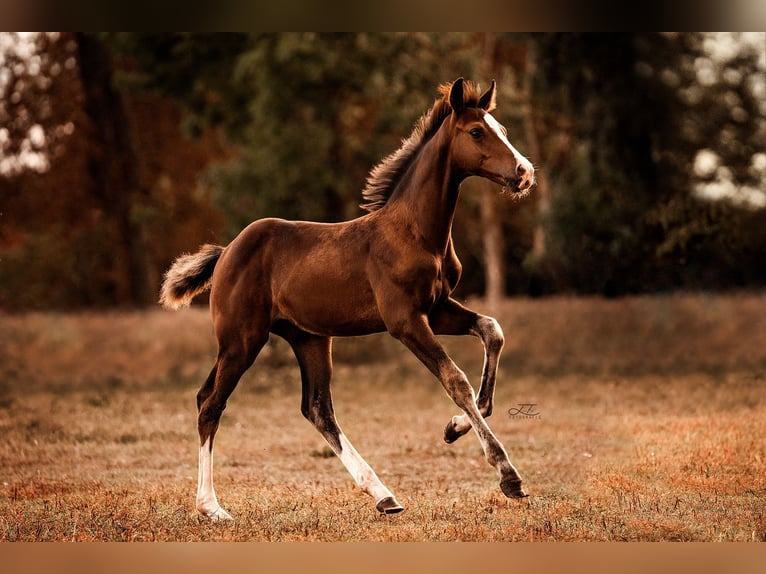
[389,311,526,499]
[429,299,504,443]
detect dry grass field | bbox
[0,294,765,541]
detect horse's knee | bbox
[476,315,504,353]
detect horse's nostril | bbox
[517,163,527,177]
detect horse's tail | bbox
[159,244,224,310]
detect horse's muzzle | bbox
[499,174,535,196]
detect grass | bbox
[0,294,764,541]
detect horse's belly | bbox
[275,272,386,337]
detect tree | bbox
[529,33,766,294]
[75,33,157,305]
[0,33,227,309]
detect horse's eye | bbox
[469,128,483,139]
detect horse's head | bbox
[447,78,535,196]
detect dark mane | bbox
[360,80,488,213]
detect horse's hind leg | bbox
[275,323,403,514]
[430,299,504,443]
[196,335,266,520]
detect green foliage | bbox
[543,144,649,295]
[532,33,766,295]
[106,33,252,137]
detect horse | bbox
[160,78,535,520]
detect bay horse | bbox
[160,78,535,520]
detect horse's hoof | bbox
[376,496,404,514]
[443,419,463,444]
[200,506,235,521]
[500,478,529,499]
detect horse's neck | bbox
[388,131,463,256]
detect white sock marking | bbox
[336,432,394,504]
[197,437,232,520]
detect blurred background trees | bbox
[1,32,764,310]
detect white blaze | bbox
[483,112,534,175]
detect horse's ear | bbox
[449,78,465,113]
[478,79,497,112]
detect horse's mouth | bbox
[492,176,535,197]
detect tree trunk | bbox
[76,33,155,307]
[479,183,505,310]
[522,38,551,262]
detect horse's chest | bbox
[371,236,458,308]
